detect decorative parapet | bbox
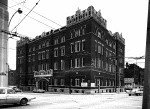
[113,32,125,45]
[66,6,107,28]
[17,37,31,47]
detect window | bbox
[101,46,104,55]
[75,41,80,52]
[42,51,45,60]
[75,79,80,86]
[54,48,58,57]
[98,58,101,68]
[82,25,86,35]
[46,41,50,47]
[0,89,5,94]
[82,39,85,51]
[61,60,65,70]
[45,63,49,70]
[46,50,49,59]
[70,59,73,68]
[75,58,80,68]
[82,58,86,67]
[38,64,41,71]
[60,46,65,56]
[29,47,32,52]
[28,55,31,62]
[38,52,41,60]
[32,65,35,71]
[75,30,79,37]
[54,79,58,85]
[61,36,65,43]
[61,79,64,86]
[109,64,112,72]
[39,44,41,49]
[42,42,45,48]
[78,29,81,36]
[54,38,59,45]
[95,40,97,51]
[33,46,35,51]
[32,54,35,61]
[7,89,14,94]
[98,44,101,53]
[98,31,101,38]
[70,43,74,53]
[54,62,58,70]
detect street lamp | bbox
[8,8,23,27]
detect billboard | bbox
[124,78,134,83]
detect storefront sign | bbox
[91,83,95,87]
[124,78,134,83]
[81,82,87,87]
[34,69,53,77]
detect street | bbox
[0,92,142,109]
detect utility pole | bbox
[142,1,150,108]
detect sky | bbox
[8,0,149,70]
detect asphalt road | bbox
[0,92,142,109]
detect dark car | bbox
[9,86,22,92]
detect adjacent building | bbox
[124,63,144,88]
[16,6,125,93]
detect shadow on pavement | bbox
[0,104,30,108]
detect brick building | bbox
[16,6,125,93]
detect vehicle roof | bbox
[0,87,13,89]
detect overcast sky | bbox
[8,0,149,69]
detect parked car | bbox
[33,89,45,93]
[127,88,143,96]
[0,87,36,106]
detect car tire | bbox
[20,98,28,106]
[129,94,131,96]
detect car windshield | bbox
[0,89,5,94]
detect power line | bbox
[9,0,26,8]
[11,0,62,27]
[9,7,55,29]
[11,0,41,32]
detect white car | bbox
[0,87,36,106]
[127,88,143,96]
[33,89,45,93]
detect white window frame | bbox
[82,39,85,51]
[75,41,80,52]
[61,36,65,43]
[70,43,74,53]
[60,46,65,56]
[54,48,58,57]
[75,58,80,68]
[61,60,65,70]
[54,38,59,45]
[75,78,80,86]
[54,62,58,70]
[71,59,73,68]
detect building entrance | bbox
[38,79,48,91]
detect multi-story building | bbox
[16,6,125,93]
[124,63,144,88]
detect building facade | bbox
[0,0,9,87]
[16,6,125,93]
[124,63,144,88]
